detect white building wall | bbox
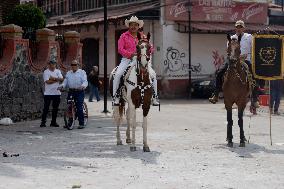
[147,20,163,78]
[162,25,189,79]
[191,34,227,78]
[161,25,227,79]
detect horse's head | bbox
[227,34,241,61]
[136,32,151,68]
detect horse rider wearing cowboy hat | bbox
[112,16,160,106]
[209,20,260,108]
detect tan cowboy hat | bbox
[125,16,144,28]
[72,60,79,65]
[235,20,245,28]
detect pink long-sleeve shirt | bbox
[118,31,154,59]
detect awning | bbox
[47,1,159,27]
[176,22,284,33]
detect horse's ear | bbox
[238,35,242,42]
[227,34,231,42]
[147,32,151,41]
[137,32,141,40]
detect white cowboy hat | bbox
[125,16,144,28]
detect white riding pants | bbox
[113,58,158,97]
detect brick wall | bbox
[0,0,20,25]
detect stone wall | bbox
[0,24,82,122]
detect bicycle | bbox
[63,94,88,130]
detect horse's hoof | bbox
[130,146,136,152]
[126,138,131,144]
[227,142,233,148]
[117,141,123,145]
[143,146,150,152]
[239,142,245,147]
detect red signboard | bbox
[165,0,268,24]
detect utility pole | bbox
[188,1,192,99]
[103,0,109,113]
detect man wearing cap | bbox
[60,60,88,129]
[112,16,159,106]
[209,20,259,107]
[40,60,64,127]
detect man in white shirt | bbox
[209,20,259,107]
[60,60,88,129]
[40,60,64,127]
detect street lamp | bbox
[187,1,192,99]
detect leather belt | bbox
[69,88,83,92]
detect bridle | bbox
[226,34,247,85]
[136,39,151,63]
[135,35,152,106]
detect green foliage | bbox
[3,4,46,31]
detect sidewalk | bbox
[0,99,283,189]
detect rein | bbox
[135,39,152,106]
[227,57,247,85]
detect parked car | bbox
[191,77,215,98]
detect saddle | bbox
[113,64,155,107]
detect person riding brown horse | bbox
[209,20,259,109]
[224,34,250,147]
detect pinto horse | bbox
[223,34,250,147]
[109,32,153,152]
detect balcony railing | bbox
[39,0,151,17]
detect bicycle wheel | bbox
[83,102,88,126]
[64,103,76,130]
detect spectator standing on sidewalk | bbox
[270,79,283,115]
[88,66,101,102]
[60,60,88,129]
[40,60,64,127]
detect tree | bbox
[3,4,46,38]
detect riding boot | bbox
[251,87,260,108]
[209,64,226,104]
[209,90,219,104]
[152,95,160,106]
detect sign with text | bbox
[252,35,284,80]
[165,0,268,24]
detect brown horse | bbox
[109,32,153,152]
[223,34,250,147]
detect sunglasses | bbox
[71,64,78,66]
